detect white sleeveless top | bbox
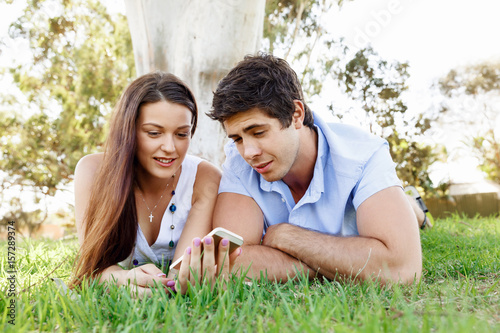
[119,155,203,269]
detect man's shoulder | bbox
[315,115,388,177]
[317,117,384,144]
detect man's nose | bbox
[242,141,261,160]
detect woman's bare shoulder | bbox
[191,159,221,201]
[195,160,222,184]
[75,153,104,181]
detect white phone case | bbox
[169,227,244,271]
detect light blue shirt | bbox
[218,113,402,237]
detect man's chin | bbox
[260,172,283,183]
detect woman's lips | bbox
[154,157,176,167]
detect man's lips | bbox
[253,161,272,173]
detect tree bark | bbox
[124,0,265,165]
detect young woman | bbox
[71,72,240,297]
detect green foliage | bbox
[438,61,500,183]
[470,129,500,183]
[263,3,443,195]
[263,0,349,97]
[339,47,410,134]
[0,0,135,197]
[439,62,500,96]
[338,47,441,194]
[1,197,46,237]
[1,216,499,332]
[388,131,440,195]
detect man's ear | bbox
[292,100,305,129]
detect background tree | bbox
[337,47,440,194]
[0,0,450,232]
[0,0,135,228]
[438,60,500,183]
[2,197,46,237]
[469,129,500,183]
[124,0,266,165]
[263,1,442,196]
[264,0,348,97]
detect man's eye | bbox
[233,137,242,143]
[254,131,265,136]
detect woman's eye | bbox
[148,131,160,137]
[254,131,265,136]
[177,132,189,138]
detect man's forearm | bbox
[232,244,317,282]
[263,224,421,284]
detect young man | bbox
[208,53,422,284]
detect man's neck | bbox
[283,126,318,203]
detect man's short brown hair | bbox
[208,53,314,129]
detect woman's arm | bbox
[74,154,170,297]
[100,263,171,298]
[169,160,222,275]
[74,153,103,245]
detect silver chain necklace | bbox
[137,174,175,223]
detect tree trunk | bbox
[124,0,265,165]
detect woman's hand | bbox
[176,236,242,294]
[121,264,172,299]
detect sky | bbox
[1,0,499,214]
[321,0,500,184]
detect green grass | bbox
[1,215,499,332]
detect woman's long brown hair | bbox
[71,72,198,286]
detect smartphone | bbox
[169,227,244,271]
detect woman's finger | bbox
[201,236,215,285]
[177,246,192,295]
[139,263,165,276]
[228,247,243,273]
[140,263,169,286]
[189,237,202,286]
[125,264,168,287]
[216,238,231,280]
[129,284,153,299]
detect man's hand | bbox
[261,223,291,250]
[259,187,422,285]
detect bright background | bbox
[1,0,499,213]
[321,0,500,184]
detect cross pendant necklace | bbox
[137,174,175,223]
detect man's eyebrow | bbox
[227,123,268,138]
